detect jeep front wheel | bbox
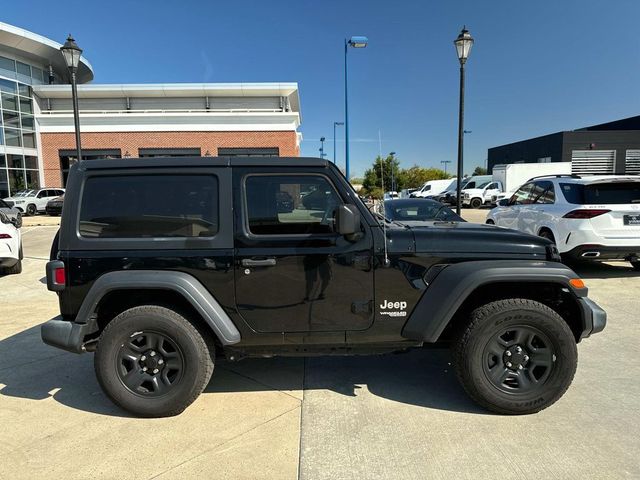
[452,298,577,415]
[95,305,214,417]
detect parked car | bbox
[486,175,640,269]
[275,191,294,213]
[432,175,491,205]
[0,198,22,227]
[462,181,503,208]
[46,194,65,216]
[3,188,65,216]
[0,211,22,274]
[41,156,605,418]
[410,179,456,198]
[376,198,464,223]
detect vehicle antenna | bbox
[378,129,390,267]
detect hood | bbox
[386,222,551,259]
[462,188,485,195]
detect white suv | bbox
[3,188,65,216]
[486,175,640,269]
[0,212,22,274]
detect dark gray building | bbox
[488,115,640,175]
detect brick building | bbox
[0,21,301,197]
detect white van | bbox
[411,179,457,198]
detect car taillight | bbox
[0,233,11,239]
[563,209,611,219]
[54,267,66,285]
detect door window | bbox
[509,183,534,205]
[530,181,555,204]
[245,175,342,235]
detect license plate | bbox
[623,214,640,226]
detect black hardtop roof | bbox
[79,156,331,171]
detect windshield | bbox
[476,181,491,189]
[384,201,462,222]
[14,190,35,197]
[560,182,640,204]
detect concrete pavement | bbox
[1,225,638,479]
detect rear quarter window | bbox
[560,182,640,204]
[79,174,219,238]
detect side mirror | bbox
[498,199,509,207]
[335,204,361,239]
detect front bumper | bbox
[564,245,639,262]
[41,315,98,353]
[578,297,607,339]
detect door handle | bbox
[241,258,277,267]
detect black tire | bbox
[452,298,577,415]
[470,198,483,209]
[631,260,640,271]
[4,257,22,275]
[539,229,556,244]
[95,305,214,417]
[486,219,495,225]
[26,204,37,216]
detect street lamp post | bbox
[344,36,368,180]
[454,26,474,215]
[333,122,344,164]
[319,137,326,159]
[441,160,452,174]
[60,35,83,163]
[389,151,396,192]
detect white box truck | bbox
[490,162,572,204]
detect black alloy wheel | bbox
[482,326,555,394]
[26,204,37,216]
[116,331,185,397]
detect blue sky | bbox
[5,0,640,177]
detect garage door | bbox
[571,150,615,175]
[625,150,640,174]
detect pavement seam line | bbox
[146,404,301,480]
[296,357,306,480]
[219,365,303,403]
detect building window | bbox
[571,150,615,175]
[218,147,280,157]
[0,153,40,196]
[625,150,640,175]
[59,149,122,187]
[138,148,201,158]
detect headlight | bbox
[15,200,25,204]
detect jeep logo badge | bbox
[379,300,407,317]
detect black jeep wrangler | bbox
[41,157,606,417]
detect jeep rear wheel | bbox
[95,305,214,417]
[452,298,577,415]
[631,260,640,271]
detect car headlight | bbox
[14,200,25,204]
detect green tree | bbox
[397,165,451,189]
[362,154,402,193]
[472,166,487,176]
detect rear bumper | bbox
[41,315,98,354]
[0,257,18,268]
[564,245,639,261]
[45,205,63,215]
[578,297,607,339]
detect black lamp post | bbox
[454,26,474,215]
[319,136,326,159]
[389,151,396,192]
[60,35,83,163]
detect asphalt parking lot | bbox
[1,224,639,479]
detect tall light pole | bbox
[389,151,396,192]
[454,26,474,215]
[333,121,344,164]
[344,36,368,180]
[319,137,327,159]
[441,160,452,174]
[60,35,83,163]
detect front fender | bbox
[402,260,588,343]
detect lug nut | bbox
[150,351,156,357]
[153,368,159,374]
[523,355,529,362]
[141,355,146,361]
[516,346,522,353]
[505,351,512,357]
[518,365,524,370]
[158,359,164,365]
[142,367,148,372]
[506,362,512,368]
